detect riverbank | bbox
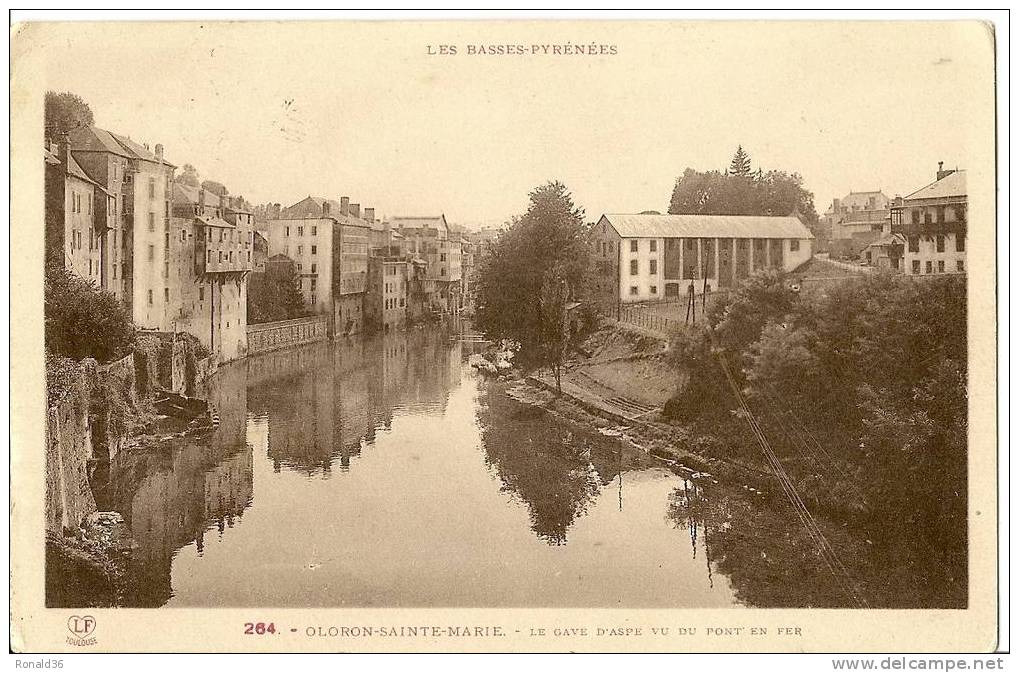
[510,319,780,493]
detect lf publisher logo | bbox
[66,615,97,646]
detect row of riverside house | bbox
[45,126,253,364]
[821,162,968,274]
[254,196,474,337]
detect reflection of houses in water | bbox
[246,330,461,475]
[99,360,252,607]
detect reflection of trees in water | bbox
[475,384,636,545]
[666,480,876,608]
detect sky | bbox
[26,20,995,229]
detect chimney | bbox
[936,161,955,181]
[350,203,360,219]
[323,201,331,215]
[832,197,841,213]
[155,144,164,161]
[199,187,206,211]
[57,133,70,171]
[144,143,150,151]
[340,196,350,216]
[364,207,375,223]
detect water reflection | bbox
[475,384,647,545]
[665,477,873,608]
[96,362,253,607]
[89,328,739,608]
[247,330,460,475]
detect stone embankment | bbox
[45,331,218,602]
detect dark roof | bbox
[173,183,224,210]
[281,196,341,218]
[389,215,448,230]
[69,125,176,167]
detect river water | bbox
[86,327,872,609]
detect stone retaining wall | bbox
[246,315,329,355]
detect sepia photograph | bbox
[9,13,1002,654]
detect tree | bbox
[175,164,201,187]
[44,91,94,141]
[728,145,752,177]
[539,264,570,393]
[669,164,821,238]
[246,263,306,323]
[475,181,590,387]
[44,262,135,362]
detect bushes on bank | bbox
[45,263,135,363]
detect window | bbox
[650,285,658,295]
[912,210,921,225]
[956,236,965,252]
[163,261,169,278]
[285,226,290,236]
[957,260,965,272]
[608,241,614,252]
[630,240,638,252]
[148,177,156,199]
[311,263,316,273]
[440,253,447,262]
[297,245,303,255]
[649,259,658,275]
[630,259,638,275]
[311,245,317,255]
[650,240,657,252]
[936,235,945,253]
[908,237,919,253]
[148,212,155,231]
[148,245,154,261]
[937,260,945,273]
[925,261,932,274]
[311,226,317,235]
[912,260,921,274]
[199,287,204,301]
[311,279,316,290]
[164,288,169,302]
[629,286,638,295]
[147,289,153,305]
[790,240,800,251]
[181,230,186,242]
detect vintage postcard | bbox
[9,18,1000,653]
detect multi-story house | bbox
[265,195,371,336]
[822,190,891,258]
[44,139,116,284]
[69,126,176,327]
[457,228,476,315]
[364,256,409,334]
[591,213,814,304]
[388,215,461,314]
[890,164,967,276]
[170,184,253,362]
